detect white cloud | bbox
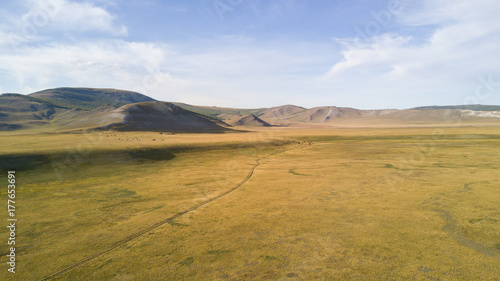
[2,0,499,109]
[0,27,335,107]
[18,0,127,39]
[323,0,500,108]
[328,34,412,76]
[0,1,136,94]
[399,0,499,27]
[0,40,182,96]
[155,40,336,107]
[329,0,500,76]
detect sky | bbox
[0,0,499,109]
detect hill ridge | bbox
[29,87,156,110]
[2,87,500,131]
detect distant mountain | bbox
[63,101,231,132]
[2,87,500,132]
[411,105,500,111]
[233,114,272,127]
[290,106,362,122]
[258,105,306,121]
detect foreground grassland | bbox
[1,127,499,280]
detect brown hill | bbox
[258,105,306,121]
[291,106,362,122]
[63,101,232,132]
[233,114,272,127]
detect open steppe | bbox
[1,126,499,280]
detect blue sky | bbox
[1,0,499,109]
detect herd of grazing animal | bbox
[106,132,176,142]
[102,133,313,146]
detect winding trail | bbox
[423,181,500,260]
[434,209,499,259]
[40,147,291,280]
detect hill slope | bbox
[257,105,306,122]
[233,114,272,127]
[0,94,68,130]
[172,103,268,124]
[0,88,156,131]
[30,87,156,110]
[290,106,363,122]
[63,101,232,132]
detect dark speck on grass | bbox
[385,164,394,168]
[261,255,278,261]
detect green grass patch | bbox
[288,169,310,176]
[179,257,194,266]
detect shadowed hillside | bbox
[233,114,272,127]
[173,103,267,123]
[63,101,232,132]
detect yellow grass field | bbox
[1,126,499,280]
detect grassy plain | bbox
[1,126,499,280]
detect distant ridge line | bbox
[411,105,500,111]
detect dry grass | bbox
[1,126,499,280]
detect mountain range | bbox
[1,87,500,132]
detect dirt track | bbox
[39,150,280,280]
[423,181,500,260]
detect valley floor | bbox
[1,126,499,280]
